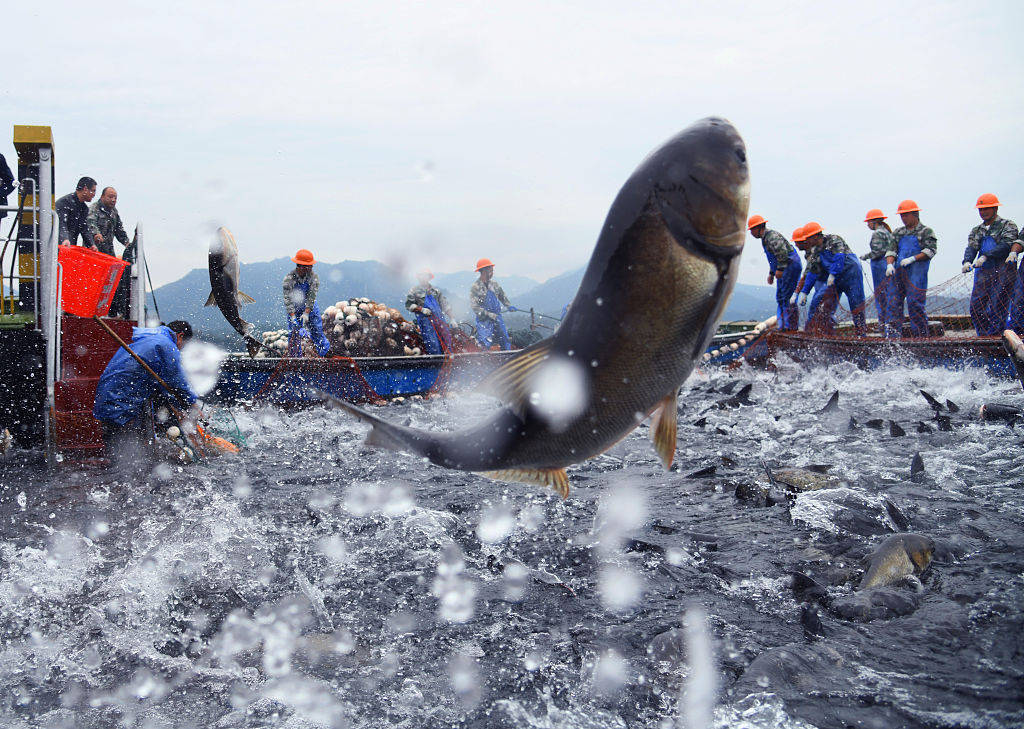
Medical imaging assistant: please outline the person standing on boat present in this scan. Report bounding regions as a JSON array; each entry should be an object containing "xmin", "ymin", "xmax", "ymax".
[
  {"xmin": 57, "ymin": 177, "xmax": 98, "ymax": 247},
  {"xmin": 470, "ymin": 258, "xmax": 514, "ymax": 350},
  {"xmin": 406, "ymin": 269, "xmax": 453, "ymax": 354},
  {"xmin": 885, "ymin": 200, "xmax": 937, "ymax": 338},
  {"xmin": 283, "ymin": 249, "xmax": 331, "ymax": 356},
  {"xmin": 802, "ymin": 222, "xmax": 867, "ymax": 335},
  {"xmin": 794, "ymin": 227, "xmax": 833, "ymax": 332},
  {"xmin": 860, "ymin": 209, "xmax": 895, "ymax": 328},
  {"xmin": 86, "ymin": 186, "xmax": 130, "ymax": 257},
  {"xmin": 748, "ymin": 215, "xmax": 801, "ymax": 331},
  {"xmin": 93, "ymin": 321, "xmax": 200, "ymax": 468},
  {"xmin": 962, "ymin": 194, "xmax": 1020, "ymax": 336}
]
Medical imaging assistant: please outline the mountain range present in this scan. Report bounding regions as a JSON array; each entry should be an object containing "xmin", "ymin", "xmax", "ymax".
[{"xmin": 152, "ymin": 258, "xmax": 778, "ymax": 346}]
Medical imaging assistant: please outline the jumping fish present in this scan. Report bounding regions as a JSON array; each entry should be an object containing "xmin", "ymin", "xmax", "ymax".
[
  {"xmin": 206, "ymin": 227, "xmax": 260, "ymax": 357},
  {"xmin": 326, "ymin": 117, "xmax": 750, "ymax": 496},
  {"xmin": 859, "ymin": 533, "xmax": 934, "ymax": 590}
]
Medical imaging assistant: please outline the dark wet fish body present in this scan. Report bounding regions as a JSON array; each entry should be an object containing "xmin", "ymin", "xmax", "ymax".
[
  {"xmin": 859, "ymin": 533, "xmax": 934, "ymax": 590},
  {"xmin": 333, "ymin": 118, "xmax": 750, "ymax": 495},
  {"xmin": 979, "ymin": 403, "xmax": 1022, "ymax": 423},
  {"xmin": 207, "ymin": 227, "xmax": 260, "ymax": 357}
]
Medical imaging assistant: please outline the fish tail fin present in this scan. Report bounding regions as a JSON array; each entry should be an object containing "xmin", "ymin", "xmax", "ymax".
[
  {"xmin": 237, "ymin": 291, "xmax": 256, "ymax": 305},
  {"xmin": 244, "ymin": 335, "xmax": 262, "ymax": 358},
  {"xmin": 316, "ymin": 389, "xmax": 430, "ymax": 456},
  {"xmin": 204, "ymin": 291, "xmax": 217, "ymax": 307}
]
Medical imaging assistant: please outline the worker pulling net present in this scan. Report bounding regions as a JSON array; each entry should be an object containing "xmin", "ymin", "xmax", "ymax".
[{"xmin": 807, "ymin": 268, "xmax": 1018, "ymax": 340}]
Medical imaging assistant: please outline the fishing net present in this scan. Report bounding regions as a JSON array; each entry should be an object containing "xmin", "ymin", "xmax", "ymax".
[
  {"xmin": 802, "ymin": 268, "xmax": 1019, "ymax": 340},
  {"xmin": 204, "ymin": 406, "xmax": 246, "ymax": 448}
]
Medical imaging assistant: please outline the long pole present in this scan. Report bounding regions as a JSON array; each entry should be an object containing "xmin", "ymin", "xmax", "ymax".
[{"xmin": 92, "ymin": 315, "xmax": 206, "ymax": 457}]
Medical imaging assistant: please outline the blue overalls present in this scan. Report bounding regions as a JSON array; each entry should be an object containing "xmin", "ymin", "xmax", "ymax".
[
  {"xmin": 416, "ymin": 292, "xmax": 453, "ymax": 355},
  {"xmin": 1007, "ymin": 260, "xmax": 1024, "ymax": 335},
  {"xmin": 868, "ymin": 257, "xmax": 892, "ymax": 327},
  {"xmin": 287, "ymin": 278, "xmax": 331, "ymax": 356},
  {"xmin": 886, "ymin": 235, "xmax": 929, "ymax": 338},
  {"xmin": 818, "ymin": 248, "xmax": 867, "ymax": 335},
  {"xmin": 766, "ymin": 247, "xmax": 802, "ymax": 331},
  {"xmin": 800, "ymin": 273, "xmax": 829, "ymax": 332},
  {"xmin": 966, "ymin": 233, "xmax": 1013, "ymax": 336},
  {"xmin": 475, "ymin": 288, "xmax": 511, "ymax": 350}
]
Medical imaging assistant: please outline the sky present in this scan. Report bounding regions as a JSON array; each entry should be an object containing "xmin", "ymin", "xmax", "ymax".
[{"xmin": 5, "ymin": 0, "xmax": 1023, "ymax": 290}]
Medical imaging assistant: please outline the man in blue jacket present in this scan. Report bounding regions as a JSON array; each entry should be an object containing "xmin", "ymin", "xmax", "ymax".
[{"xmin": 94, "ymin": 320, "xmax": 199, "ymax": 464}]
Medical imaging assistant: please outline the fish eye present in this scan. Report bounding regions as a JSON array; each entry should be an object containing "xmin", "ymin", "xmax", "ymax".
[{"xmin": 734, "ymin": 147, "xmax": 747, "ymax": 164}]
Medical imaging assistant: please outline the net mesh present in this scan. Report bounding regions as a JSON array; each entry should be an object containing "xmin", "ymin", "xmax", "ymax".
[{"xmin": 794, "ymin": 268, "xmax": 1019, "ymax": 340}]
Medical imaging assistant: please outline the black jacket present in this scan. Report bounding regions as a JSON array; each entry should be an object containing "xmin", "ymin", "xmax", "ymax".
[{"xmin": 56, "ymin": 192, "xmax": 90, "ymax": 245}]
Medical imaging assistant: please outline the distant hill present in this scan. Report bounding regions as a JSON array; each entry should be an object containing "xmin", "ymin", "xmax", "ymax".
[{"xmin": 153, "ymin": 258, "xmax": 777, "ymax": 347}]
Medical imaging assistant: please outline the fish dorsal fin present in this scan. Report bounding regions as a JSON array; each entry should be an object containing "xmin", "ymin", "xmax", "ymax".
[
  {"xmin": 482, "ymin": 467, "xmax": 569, "ymax": 499},
  {"xmin": 476, "ymin": 339, "xmax": 553, "ymax": 411},
  {"xmin": 204, "ymin": 291, "xmax": 217, "ymax": 307},
  {"xmin": 649, "ymin": 389, "xmax": 678, "ymax": 469},
  {"xmin": 236, "ymin": 291, "xmax": 256, "ymax": 305}
]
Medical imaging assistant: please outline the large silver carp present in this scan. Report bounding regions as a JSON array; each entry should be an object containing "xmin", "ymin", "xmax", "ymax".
[{"xmin": 328, "ymin": 117, "xmax": 750, "ymax": 496}]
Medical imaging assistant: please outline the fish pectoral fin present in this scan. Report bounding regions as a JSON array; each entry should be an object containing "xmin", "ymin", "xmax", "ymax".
[
  {"xmin": 482, "ymin": 467, "xmax": 569, "ymax": 499},
  {"xmin": 204, "ymin": 291, "xmax": 217, "ymax": 307},
  {"xmin": 236, "ymin": 291, "xmax": 256, "ymax": 305},
  {"xmin": 475, "ymin": 339, "xmax": 552, "ymax": 410},
  {"xmin": 649, "ymin": 389, "xmax": 678, "ymax": 469}
]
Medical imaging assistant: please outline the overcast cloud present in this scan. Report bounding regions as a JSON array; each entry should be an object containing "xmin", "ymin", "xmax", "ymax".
[{"xmin": 5, "ymin": 0, "xmax": 1023, "ymax": 291}]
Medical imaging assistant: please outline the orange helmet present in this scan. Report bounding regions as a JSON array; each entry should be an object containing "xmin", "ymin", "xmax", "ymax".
[
  {"xmin": 864, "ymin": 208, "xmax": 886, "ymax": 222},
  {"xmin": 747, "ymin": 214, "xmax": 766, "ymax": 230},
  {"xmin": 792, "ymin": 226, "xmax": 807, "ymax": 243},
  {"xmin": 976, "ymin": 193, "xmax": 1000, "ymax": 209},
  {"xmin": 292, "ymin": 249, "xmax": 316, "ymax": 265},
  {"xmin": 803, "ymin": 221, "xmax": 823, "ymax": 238},
  {"xmin": 475, "ymin": 258, "xmax": 494, "ymax": 272},
  {"xmin": 896, "ymin": 199, "xmax": 920, "ymax": 215}
]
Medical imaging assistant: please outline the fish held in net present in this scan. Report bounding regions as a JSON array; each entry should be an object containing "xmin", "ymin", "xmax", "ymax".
[
  {"xmin": 325, "ymin": 117, "xmax": 750, "ymax": 497},
  {"xmin": 206, "ymin": 226, "xmax": 260, "ymax": 357}
]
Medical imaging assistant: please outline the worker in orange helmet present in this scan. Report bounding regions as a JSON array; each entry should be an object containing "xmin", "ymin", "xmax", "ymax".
[
  {"xmin": 792, "ymin": 223, "xmax": 835, "ymax": 333},
  {"xmin": 748, "ymin": 215, "xmax": 801, "ymax": 331},
  {"xmin": 885, "ymin": 200, "xmax": 937, "ymax": 338},
  {"xmin": 861, "ymin": 210, "xmax": 895, "ymax": 327},
  {"xmin": 283, "ymin": 249, "xmax": 330, "ymax": 356},
  {"xmin": 963, "ymin": 193, "xmax": 1023, "ymax": 335},
  {"xmin": 470, "ymin": 258, "xmax": 514, "ymax": 350}
]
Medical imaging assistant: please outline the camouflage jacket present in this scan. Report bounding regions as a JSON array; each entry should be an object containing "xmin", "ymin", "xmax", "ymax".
[
  {"xmin": 804, "ymin": 245, "xmax": 826, "ymax": 278},
  {"xmin": 891, "ymin": 223, "xmax": 938, "ymax": 258},
  {"xmin": 963, "ymin": 216, "xmax": 1020, "ymax": 263},
  {"xmin": 866, "ymin": 228, "xmax": 895, "ymax": 260},
  {"xmin": 282, "ymin": 269, "xmax": 319, "ymax": 317},
  {"xmin": 761, "ymin": 229, "xmax": 795, "ymax": 271},
  {"xmin": 469, "ymin": 278, "xmax": 511, "ymax": 320},
  {"xmin": 819, "ymin": 234, "xmax": 855, "ymax": 276},
  {"xmin": 86, "ymin": 201, "xmax": 129, "ymax": 256},
  {"xmin": 405, "ymin": 284, "xmax": 451, "ymax": 317}
]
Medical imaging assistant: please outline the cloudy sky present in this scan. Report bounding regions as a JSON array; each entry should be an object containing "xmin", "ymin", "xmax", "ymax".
[{"xmin": 6, "ymin": 0, "xmax": 1023, "ymax": 291}]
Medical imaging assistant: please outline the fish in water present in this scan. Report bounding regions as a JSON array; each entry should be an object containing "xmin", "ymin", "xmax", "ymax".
[
  {"xmin": 819, "ymin": 390, "xmax": 839, "ymax": 413},
  {"xmin": 920, "ymin": 389, "xmax": 944, "ymax": 411},
  {"xmin": 326, "ymin": 118, "xmax": 750, "ymax": 496},
  {"xmin": 0, "ymin": 428, "xmax": 12, "ymax": 455},
  {"xmin": 715, "ymin": 383, "xmax": 754, "ymax": 409},
  {"xmin": 910, "ymin": 452, "xmax": 925, "ymax": 482},
  {"xmin": 859, "ymin": 533, "xmax": 934, "ymax": 590},
  {"xmin": 207, "ymin": 227, "xmax": 260, "ymax": 357},
  {"xmin": 889, "ymin": 420, "xmax": 906, "ymax": 437},
  {"xmin": 979, "ymin": 403, "xmax": 1023, "ymax": 423}
]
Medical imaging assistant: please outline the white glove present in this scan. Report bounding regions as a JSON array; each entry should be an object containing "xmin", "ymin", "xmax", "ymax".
[
  {"xmin": 301, "ymin": 312, "xmax": 309, "ymax": 326},
  {"xmin": 885, "ymin": 263, "xmax": 895, "ymax": 277},
  {"xmin": 826, "ymin": 274, "xmax": 835, "ymax": 286},
  {"xmin": 900, "ymin": 256, "xmax": 916, "ymax": 267},
  {"xmin": 974, "ymin": 255, "xmax": 987, "ymax": 268},
  {"xmin": 961, "ymin": 262, "xmax": 972, "ymax": 274},
  {"xmin": 1007, "ymin": 250, "xmax": 1020, "ymax": 264},
  {"xmin": 798, "ymin": 292, "xmax": 808, "ymax": 306},
  {"xmin": 421, "ymin": 307, "xmax": 432, "ymax": 316}
]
